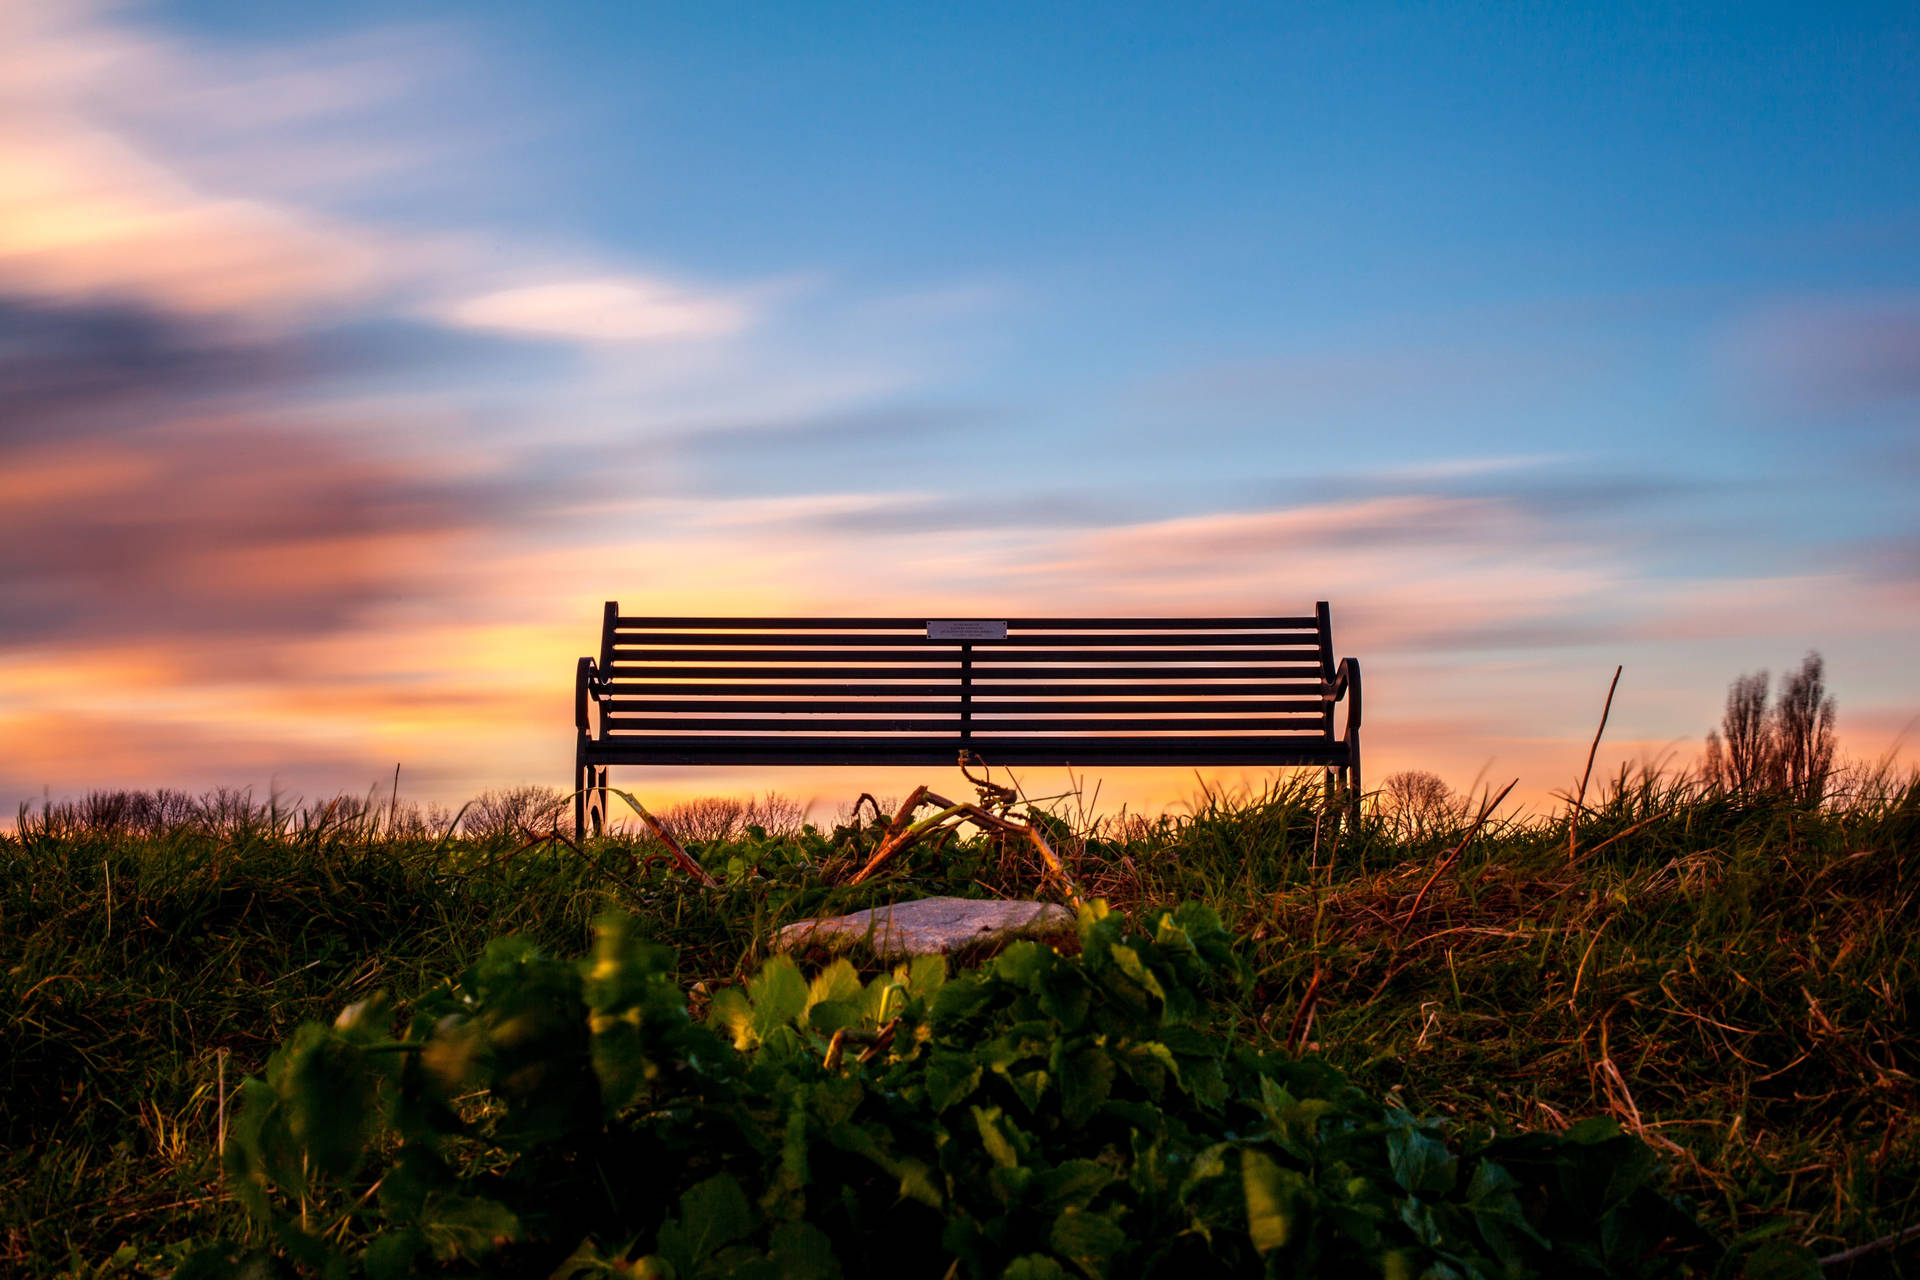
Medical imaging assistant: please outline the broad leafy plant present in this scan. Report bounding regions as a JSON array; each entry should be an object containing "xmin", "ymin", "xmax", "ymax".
[{"xmin": 186, "ymin": 904, "xmax": 1713, "ymax": 1278}]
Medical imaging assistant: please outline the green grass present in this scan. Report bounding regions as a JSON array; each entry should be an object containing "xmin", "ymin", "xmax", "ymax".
[{"xmin": 2, "ymin": 767, "xmax": 1916, "ymax": 1276}]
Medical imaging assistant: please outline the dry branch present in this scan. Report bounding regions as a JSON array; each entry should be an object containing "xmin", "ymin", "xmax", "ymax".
[{"xmin": 609, "ymin": 788, "xmax": 718, "ymax": 887}]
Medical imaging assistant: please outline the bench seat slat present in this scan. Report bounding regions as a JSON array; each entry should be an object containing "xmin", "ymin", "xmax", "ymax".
[
  {"xmin": 604, "ymin": 715, "xmax": 1328, "ymax": 733},
  {"xmin": 606, "ymin": 646, "xmax": 1319, "ymax": 664},
  {"xmin": 603, "ymin": 663, "xmax": 1326, "ymax": 680},
  {"xmin": 585, "ymin": 737, "xmax": 1352, "ymax": 767},
  {"xmin": 602, "ymin": 680, "xmax": 1328, "ymax": 698},
  {"xmin": 605, "ymin": 697, "xmax": 1327, "ymax": 714},
  {"xmin": 608, "ymin": 632, "xmax": 1319, "ymax": 648},
  {"xmin": 614, "ymin": 616, "xmax": 1321, "ymax": 631}
]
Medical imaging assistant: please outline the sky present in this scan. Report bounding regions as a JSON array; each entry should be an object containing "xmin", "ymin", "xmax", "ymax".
[{"xmin": 3, "ymin": 0, "xmax": 1916, "ymax": 822}]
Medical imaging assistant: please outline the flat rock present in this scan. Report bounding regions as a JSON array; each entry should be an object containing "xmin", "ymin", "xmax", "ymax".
[{"xmin": 774, "ymin": 896, "xmax": 1075, "ymax": 959}]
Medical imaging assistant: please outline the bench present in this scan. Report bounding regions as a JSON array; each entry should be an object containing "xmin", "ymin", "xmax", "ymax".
[{"xmin": 573, "ymin": 603, "xmax": 1361, "ymax": 842}]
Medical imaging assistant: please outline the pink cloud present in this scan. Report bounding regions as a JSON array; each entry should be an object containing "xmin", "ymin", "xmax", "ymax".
[{"xmin": 437, "ymin": 276, "xmax": 755, "ymax": 344}]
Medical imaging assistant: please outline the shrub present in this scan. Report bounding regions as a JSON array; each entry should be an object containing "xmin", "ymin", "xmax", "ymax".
[
  {"xmin": 189, "ymin": 906, "xmax": 1715, "ymax": 1278},
  {"xmin": 1703, "ymin": 652, "xmax": 1837, "ymax": 804},
  {"xmin": 461, "ymin": 785, "xmax": 568, "ymax": 841}
]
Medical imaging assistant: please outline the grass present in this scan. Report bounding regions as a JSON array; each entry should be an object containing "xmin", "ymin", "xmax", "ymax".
[{"xmin": 2, "ymin": 765, "xmax": 1916, "ymax": 1276}]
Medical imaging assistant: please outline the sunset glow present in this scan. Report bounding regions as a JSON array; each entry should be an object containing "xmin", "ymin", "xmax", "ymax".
[{"xmin": 4, "ymin": 2, "xmax": 1915, "ymax": 822}]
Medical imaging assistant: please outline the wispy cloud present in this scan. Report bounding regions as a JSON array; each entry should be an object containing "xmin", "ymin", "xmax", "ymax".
[
  {"xmin": 1717, "ymin": 294, "xmax": 1920, "ymax": 412},
  {"xmin": 436, "ymin": 275, "xmax": 754, "ymax": 344}
]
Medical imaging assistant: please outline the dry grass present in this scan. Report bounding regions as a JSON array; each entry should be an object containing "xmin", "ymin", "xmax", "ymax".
[{"xmin": 2, "ymin": 764, "xmax": 1916, "ymax": 1274}]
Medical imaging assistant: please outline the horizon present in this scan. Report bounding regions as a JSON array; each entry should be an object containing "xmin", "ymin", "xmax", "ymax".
[{"xmin": 4, "ymin": 2, "xmax": 1916, "ymax": 819}]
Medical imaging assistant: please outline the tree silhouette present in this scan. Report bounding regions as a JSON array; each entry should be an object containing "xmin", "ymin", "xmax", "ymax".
[
  {"xmin": 1703, "ymin": 652, "xmax": 1835, "ymax": 803},
  {"xmin": 1381, "ymin": 769, "xmax": 1456, "ymax": 840},
  {"xmin": 1774, "ymin": 652, "xmax": 1836, "ymax": 804}
]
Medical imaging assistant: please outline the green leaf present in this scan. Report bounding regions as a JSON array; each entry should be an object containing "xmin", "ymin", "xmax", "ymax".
[
  {"xmin": 748, "ymin": 957, "xmax": 810, "ymax": 1041},
  {"xmin": 904, "ymin": 953, "xmax": 948, "ymax": 997},
  {"xmin": 1463, "ymin": 1159, "xmax": 1548, "ymax": 1267},
  {"xmin": 1055, "ymin": 1046, "xmax": 1114, "ymax": 1129},
  {"xmin": 807, "ymin": 959, "xmax": 863, "ymax": 1013},
  {"xmin": 1033, "ymin": 1160, "xmax": 1114, "ymax": 1214},
  {"xmin": 931, "ymin": 975, "xmax": 996, "ymax": 1028},
  {"xmin": 415, "ymin": 1192, "xmax": 520, "ymax": 1262},
  {"xmin": 926, "ymin": 1050, "xmax": 983, "ymax": 1112},
  {"xmin": 1105, "ymin": 945, "xmax": 1167, "ymax": 1006},
  {"xmin": 894, "ymin": 1158, "xmax": 945, "ymax": 1209},
  {"xmin": 1387, "ymin": 1120, "xmax": 1457, "ymax": 1198},
  {"xmin": 1048, "ymin": 1209, "xmax": 1127, "ymax": 1275},
  {"xmin": 805, "ymin": 999, "xmax": 863, "ymax": 1035},
  {"xmin": 1240, "ymin": 1147, "xmax": 1302, "ymax": 1255},
  {"xmin": 1003, "ymin": 1256, "xmax": 1070, "ymax": 1280},
  {"xmin": 1114, "ymin": 1041, "xmax": 1179, "ymax": 1099},
  {"xmin": 998, "ymin": 1066, "xmax": 1050, "ymax": 1114},
  {"xmin": 656, "ymin": 1174, "xmax": 756, "ymax": 1274},
  {"xmin": 973, "ymin": 1105, "xmax": 1021, "ymax": 1169},
  {"xmin": 708, "ymin": 987, "xmax": 754, "ymax": 1049},
  {"xmin": 1036, "ymin": 968, "xmax": 1092, "ymax": 1032},
  {"xmin": 361, "ymin": 1229, "xmax": 424, "ymax": 1280},
  {"xmin": 995, "ymin": 941, "xmax": 1052, "ymax": 989}
]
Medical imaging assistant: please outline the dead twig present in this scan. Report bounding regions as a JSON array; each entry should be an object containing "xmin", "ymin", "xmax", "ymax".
[
  {"xmin": 848, "ymin": 796, "xmax": 968, "ymax": 885},
  {"xmin": 1285, "ymin": 962, "xmax": 1325, "ymax": 1055},
  {"xmin": 822, "ymin": 1029, "xmax": 849, "ymax": 1072},
  {"xmin": 856, "ymin": 1017, "xmax": 902, "ymax": 1064},
  {"xmin": 1819, "ymin": 1222, "xmax": 1920, "ymax": 1269},
  {"xmin": 1020, "ymin": 821, "xmax": 1084, "ymax": 909},
  {"xmin": 1569, "ymin": 665, "xmax": 1622, "ymax": 861},
  {"xmin": 609, "ymin": 788, "xmax": 718, "ymax": 887},
  {"xmin": 961, "ymin": 751, "xmax": 1018, "ymax": 810},
  {"xmin": 843, "ymin": 782, "xmax": 1087, "ymax": 906}
]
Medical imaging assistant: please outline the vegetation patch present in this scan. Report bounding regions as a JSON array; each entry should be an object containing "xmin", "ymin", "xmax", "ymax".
[
  {"xmin": 193, "ymin": 905, "xmax": 1709, "ymax": 1278},
  {"xmin": 2, "ymin": 759, "xmax": 1915, "ymax": 1276}
]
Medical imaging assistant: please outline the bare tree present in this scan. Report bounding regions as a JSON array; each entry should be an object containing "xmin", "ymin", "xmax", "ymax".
[
  {"xmin": 1381, "ymin": 770, "xmax": 1456, "ymax": 841},
  {"xmin": 657, "ymin": 796, "xmax": 747, "ymax": 843},
  {"xmin": 1718, "ymin": 670, "xmax": 1776, "ymax": 796},
  {"xmin": 658, "ymin": 792, "xmax": 809, "ymax": 842},
  {"xmin": 1773, "ymin": 651, "xmax": 1836, "ymax": 804},
  {"xmin": 462, "ymin": 785, "xmax": 567, "ymax": 840},
  {"xmin": 741, "ymin": 791, "xmax": 808, "ymax": 837},
  {"xmin": 1702, "ymin": 730, "xmax": 1727, "ymax": 793}
]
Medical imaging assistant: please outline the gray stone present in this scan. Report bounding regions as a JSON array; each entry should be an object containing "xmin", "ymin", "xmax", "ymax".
[{"xmin": 774, "ymin": 896, "xmax": 1076, "ymax": 959}]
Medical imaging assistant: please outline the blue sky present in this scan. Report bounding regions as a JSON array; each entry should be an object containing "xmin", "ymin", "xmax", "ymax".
[{"xmin": 2, "ymin": 1, "xmax": 1914, "ymax": 814}]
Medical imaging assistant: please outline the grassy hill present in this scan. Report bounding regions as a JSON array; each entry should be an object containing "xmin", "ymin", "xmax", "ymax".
[{"xmin": 2, "ymin": 768, "xmax": 1914, "ymax": 1275}]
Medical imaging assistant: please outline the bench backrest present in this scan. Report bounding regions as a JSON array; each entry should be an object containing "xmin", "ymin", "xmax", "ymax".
[{"xmin": 589, "ymin": 604, "xmax": 1341, "ymax": 766}]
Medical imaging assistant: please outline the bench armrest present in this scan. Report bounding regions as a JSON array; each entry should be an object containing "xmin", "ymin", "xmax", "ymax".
[
  {"xmin": 1328, "ymin": 657, "xmax": 1362, "ymax": 740},
  {"xmin": 575, "ymin": 656, "xmax": 608, "ymax": 737}
]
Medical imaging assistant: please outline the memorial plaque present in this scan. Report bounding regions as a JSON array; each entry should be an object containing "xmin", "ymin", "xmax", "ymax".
[{"xmin": 927, "ymin": 620, "xmax": 1008, "ymax": 641}]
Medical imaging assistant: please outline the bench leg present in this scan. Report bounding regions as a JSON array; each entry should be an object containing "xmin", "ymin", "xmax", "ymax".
[
  {"xmin": 593, "ymin": 767, "xmax": 608, "ymax": 838},
  {"xmin": 574, "ymin": 743, "xmax": 589, "ymax": 846},
  {"xmin": 1346, "ymin": 736, "xmax": 1362, "ymax": 828}
]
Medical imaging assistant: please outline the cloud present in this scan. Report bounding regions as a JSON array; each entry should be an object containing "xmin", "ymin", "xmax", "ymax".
[
  {"xmin": 0, "ymin": 2, "xmax": 754, "ymax": 347},
  {"xmin": 0, "ymin": 1, "xmax": 417, "ymax": 319},
  {"xmin": 666, "ymin": 402, "xmax": 988, "ymax": 452},
  {"xmin": 435, "ymin": 276, "xmax": 754, "ymax": 344},
  {"xmin": 1263, "ymin": 458, "xmax": 1706, "ymax": 525},
  {"xmin": 1718, "ymin": 295, "xmax": 1920, "ymax": 411},
  {"xmin": 0, "ymin": 296, "xmax": 527, "ymax": 661}
]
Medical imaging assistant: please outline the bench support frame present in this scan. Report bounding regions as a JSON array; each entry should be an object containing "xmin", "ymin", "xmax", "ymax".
[{"xmin": 573, "ymin": 606, "xmax": 1362, "ymax": 843}]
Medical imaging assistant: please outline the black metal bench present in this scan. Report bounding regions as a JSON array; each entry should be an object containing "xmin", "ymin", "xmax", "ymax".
[{"xmin": 573, "ymin": 603, "xmax": 1361, "ymax": 841}]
